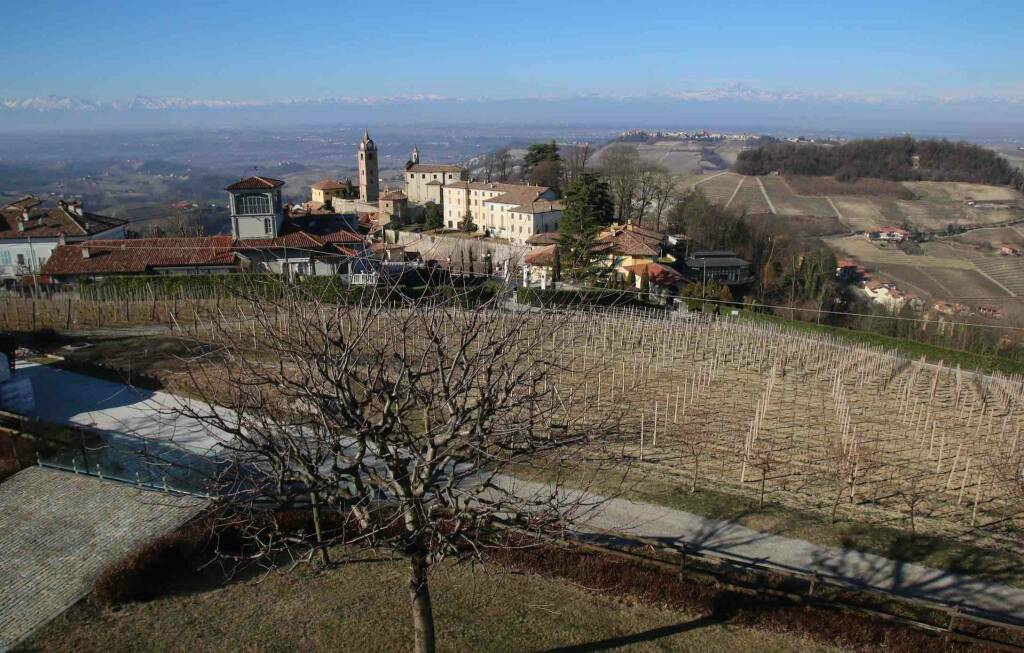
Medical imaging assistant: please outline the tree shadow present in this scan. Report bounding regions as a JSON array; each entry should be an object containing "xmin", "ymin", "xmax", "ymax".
[{"xmin": 535, "ymin": 615, "xmax": 719, "ymax": 653}]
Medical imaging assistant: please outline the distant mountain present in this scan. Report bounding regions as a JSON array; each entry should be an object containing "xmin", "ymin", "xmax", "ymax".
[{"xmin": 3, "ymin": 88, "xmax": 1024, "ymax": 138}]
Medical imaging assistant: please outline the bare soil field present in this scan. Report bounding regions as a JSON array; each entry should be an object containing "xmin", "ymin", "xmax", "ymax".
[
  {"xmin": 825, "ymin": 236, "xmax": 975, "ymax": 270},
  {"xmin": 952, "ymin": 226, "xmax": 1024, "ymax": 248},
  {"xmin": 830, "ymin": 197, "xmax": 889, "ymax": 231},
  {"xmin": 694, "ymin": 172, "xmax": 743, "ymax": 205},
  {"xmin": 727, "ymin": 175, "xmax": 773, "ymax": 214},
  {"xmin": 786, "ymin": 176, "xmax": 917, "ymax": 200},
  {"xmin": 759, "ymin": 176, "xmax": 836, "ymax": 217},
  {"xmin": 905, "ymin": 181, "xmax": 1023, "ymax": 204}
]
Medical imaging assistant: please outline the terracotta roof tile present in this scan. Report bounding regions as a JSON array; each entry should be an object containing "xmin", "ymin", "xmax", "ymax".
[
  {"xmin": 225, "ymin": 176, "xmax": 285, "ymax": 191},
  {"xmin": 43, "ymin": 236, "xmax": 236, "ymax": 276},
  {"xmin": 406, "ymin": 163, "xmax": 464, "ymax": 174},
  {"xmin": 0, "ymin": 200, "xmax": 126, "ymax": 240}
]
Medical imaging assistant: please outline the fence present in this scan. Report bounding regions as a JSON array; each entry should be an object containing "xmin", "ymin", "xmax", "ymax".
[{"xmin": 0, "ymin": 411, "xmax": 229, "ymax": 496}]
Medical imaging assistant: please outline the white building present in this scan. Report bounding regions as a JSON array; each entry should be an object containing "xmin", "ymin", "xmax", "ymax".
[
  {"xmin": 0, "ymin": 197, "xmax": 127, "ymax": 284},
  {"xmin": 442, "ymin": 181, "xmax": 562, "ymax": 245}
]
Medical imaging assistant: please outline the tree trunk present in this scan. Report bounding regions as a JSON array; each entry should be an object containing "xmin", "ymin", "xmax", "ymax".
[
  {"xmin": 690, "ymin": 457, "xmax": 699, "ymax": 494},
  {"xmin": 408, "ymin": 550, "xmax": 436, "ymax": 653}
]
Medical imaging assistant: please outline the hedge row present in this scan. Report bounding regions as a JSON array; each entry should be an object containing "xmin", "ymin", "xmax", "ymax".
[
  {"xmin": 515, "ymin": 286, "xmax": 657, "ymax": 309},
  {"xmin": 77, "ymin": 274, "xmax": 504, "ymax": 307}
]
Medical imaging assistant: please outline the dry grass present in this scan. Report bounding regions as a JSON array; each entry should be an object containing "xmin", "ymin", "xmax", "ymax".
[{"xmin": 22, "ymin": 545, "xmax": 842, "ymax": 653}]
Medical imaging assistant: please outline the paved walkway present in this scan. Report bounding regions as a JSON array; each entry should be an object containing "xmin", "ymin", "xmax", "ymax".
[
  {"xmin": 500, "ymin": 477, "xmax": 1024, "ymax": 624},
  {"xmin": 11, "ymin": 363, "xmax": 1024, "ymax": 628},
  {"xmin": 0, "ymin": 467, "xmax": 206, "ymax": 651}
]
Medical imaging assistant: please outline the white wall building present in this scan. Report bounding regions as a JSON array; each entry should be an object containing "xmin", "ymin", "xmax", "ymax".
[
  {"xmin": 403, "ymin": 147, "xmax": 466, "ymax": 205},
  {"xmin": 442, "ymin": 181, "xmax": 562, "ymax": 245}
]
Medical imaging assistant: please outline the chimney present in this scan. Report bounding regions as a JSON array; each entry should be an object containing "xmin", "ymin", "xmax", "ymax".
[
  {"xmin": 58, "ymin": 233, "xmax": 66, "ymax": 246},
  {"xmin": 81, "ymin": 247, "xmax": 90, "ymax": 259},
  {"xmin": 17, "ymin": 222, "xmax": 25, "ymax": 232},
  {"xmin": 20, "ymin": 209, "xmax": 28, "ymax": 221}
]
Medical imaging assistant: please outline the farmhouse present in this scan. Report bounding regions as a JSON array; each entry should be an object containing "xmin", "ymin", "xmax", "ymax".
[
  {"xmin": 998, "ymin": 244, "xmax": 1022, "ymax": 256},
  {"xmin": 0, "ymin": 197, "xmax": 127, "ymax": 286},
  {"xmin": 861, "ymin": 279, "xmax": 919, "ymax": 310},
  {"xmin": 866, "ymin": 227, "xmax": 911, "ymax": 243}
]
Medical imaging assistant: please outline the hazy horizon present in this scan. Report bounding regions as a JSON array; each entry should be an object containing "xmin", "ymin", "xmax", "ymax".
[{"xmin": 2, "ymin": 1, "xmax": 1023, "ymax": 138}]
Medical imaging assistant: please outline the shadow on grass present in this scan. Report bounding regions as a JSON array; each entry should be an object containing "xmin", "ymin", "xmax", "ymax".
[{"xmin": 535, "ymin": 615, "xmax": 719, "ymax": 652}]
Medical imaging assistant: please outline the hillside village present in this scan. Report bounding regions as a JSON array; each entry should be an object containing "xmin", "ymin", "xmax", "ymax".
[{"xmin": 0, "ymin": 131, "xmax": 1022, "ymax": 362}]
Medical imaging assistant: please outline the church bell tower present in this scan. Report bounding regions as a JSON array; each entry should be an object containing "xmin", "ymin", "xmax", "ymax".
[{"xmin": 358, "ymin": 130, "xmax": 379, "ymax": 203}]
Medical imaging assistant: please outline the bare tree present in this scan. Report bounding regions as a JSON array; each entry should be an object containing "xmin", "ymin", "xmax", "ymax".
[
  {"xmin": 562, "ymin": 143, "xmax": 592, "ymax": 187},
  {"xmin": 599, "ymin": 144, "xmax": 642, "ymax": 222},
  {"xmin": 634, "ymin": 162, "xmax": 670, "ymax": 226},
  {"xmin": 649, "ymin": 171, "xmax": 677, "ymax": 231},
  {"xmin": 169, "ymin": 280, "xmax": 624, "ymax": 653},
  {"xmin": 494, "ymin": 148, "xmax": 514, "ymax": 182}
]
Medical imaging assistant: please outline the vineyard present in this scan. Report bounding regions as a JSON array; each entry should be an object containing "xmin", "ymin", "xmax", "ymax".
[{"xmin": 3, "ymin": 295, "xmax": 1024, "ymax": 555}]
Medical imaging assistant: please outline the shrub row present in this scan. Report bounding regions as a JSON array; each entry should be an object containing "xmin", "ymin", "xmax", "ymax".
[{"xmin": 515, "ymin": 286, "xmax": 657, "ymax": 309}]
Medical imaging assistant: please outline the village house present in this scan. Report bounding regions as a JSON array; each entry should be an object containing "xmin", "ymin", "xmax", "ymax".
[
  {"xmin": 682, "ymin": 251, "xmax": 753, "ymax": 286},
  {"xmin": 861, "ymin": 279, "xmax": 920, "ymax": 311},
  {"xmin": 404, "ymin": 147, "xmax": 467, "ymax": 205},
  {"xmin": 0, "ymin": 197, "xmax": 127, "ymax": 287},
  {"xmin": 43, "ymin": 176, "xmax": 370, "ymax": 281},
  {"xmin": 998, "ymin": 244, "xmax": 1022, "ymax": 256},
  {"xmin": 866, "ymin": 227, "xmax": 911, "ymax": 243},
  {"xmin": 442, "ymin": 181, "xmax": 562, "ymax": 245}
]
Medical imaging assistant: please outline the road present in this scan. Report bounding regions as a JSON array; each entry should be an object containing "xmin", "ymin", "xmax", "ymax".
[{"xmin": 15, "ymin": 361, "xmax": 1024, "ymax": 626}]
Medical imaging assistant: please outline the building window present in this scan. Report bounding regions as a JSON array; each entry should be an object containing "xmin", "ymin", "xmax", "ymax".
[
  {"xmin": 16, "ymin": 254, "xmax": 25, "ymax": 265},
  {"xmin": 264, "ymin": 217, "xmax": 273, "ymax": 234},
  {"xmin": 0, "ymin": 251, "xmax": 9, "ymax": 266},
  {"xmin": 236, "ymin": 194, "xmax": 272, "ymax": 215}
]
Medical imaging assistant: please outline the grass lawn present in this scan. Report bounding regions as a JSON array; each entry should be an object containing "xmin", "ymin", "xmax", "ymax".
[{"xmin": 20, "ymin": 548, "xmax": 839, "ymax": 653}]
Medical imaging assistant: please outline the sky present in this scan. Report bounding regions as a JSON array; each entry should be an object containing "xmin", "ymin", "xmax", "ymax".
[{"xmin": 2, "ymin": 0, "xmax": 1023, "ymax": 103}]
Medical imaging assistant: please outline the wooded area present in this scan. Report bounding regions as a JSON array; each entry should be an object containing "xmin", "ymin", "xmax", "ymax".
[{"xmin": 734, "ymin": 137, "xmax": 1024, "ymax": 190}]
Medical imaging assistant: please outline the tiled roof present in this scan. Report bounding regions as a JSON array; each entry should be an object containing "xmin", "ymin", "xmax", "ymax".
[
  {"xmin": 524, "ymin": 244, "xmax": 557, "ymax": 267},
  {"xmin": 624, "ymin": 262, "xmax": 684, "ymax": 286},
  {"xmin": 43, "ymin": 237, "xmax": 237, "ymax": 275},
  {"xmin": 311, "ymin": 179, "xmax": 348, "ymax": 191},
  {"xmin": 600, "ymin": 229, "xmax": 661, "ymax": 257},
  {"xmin": 224, "ymin": 176, "xmax": 285, "ymax": 191},
  {"xmin": 407, "ymin": 163, "xmax": 464, "ymax": 174},
  {"xmin": 512, "ymin": 200, "xmax": 564, "ymax": 214},
  {"xmin": 483, "ymin": 186, "xmax": 551, "ymax": 208},
  {"xmin": 0, "ymin": 199, "xmax": 126, "ymax": 240},
  {"xmin": 526, "ymin": 232, "xmax": 561, "ymax": 246},
  {"xmin": 381, "ymin": 190, "xmax": 407, "ymax": 200}
]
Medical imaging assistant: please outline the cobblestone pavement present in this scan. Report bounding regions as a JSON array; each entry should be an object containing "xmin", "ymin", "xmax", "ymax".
[{"xmin": 0, "ymin": 467, "xmax": 207, "ymax": 651}]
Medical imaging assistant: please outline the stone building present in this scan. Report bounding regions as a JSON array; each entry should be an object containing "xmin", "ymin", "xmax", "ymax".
[
  {"xmin": 403, "ymin": 147, "xmax": 466, "ymax": 205},
  {"xmin": 442, "ymin": 181, "xmax": 562, "ymax": 245}
]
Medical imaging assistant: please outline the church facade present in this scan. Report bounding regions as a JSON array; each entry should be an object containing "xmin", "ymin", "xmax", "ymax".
[{"xmin": 403, "ymin": 147, "xmax": 467, "ymax": 205}]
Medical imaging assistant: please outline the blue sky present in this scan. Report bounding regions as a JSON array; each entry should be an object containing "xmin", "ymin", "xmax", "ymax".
[{"xmin": 2, "ymin": 0, "xmax": 1023, "ymax": 102}]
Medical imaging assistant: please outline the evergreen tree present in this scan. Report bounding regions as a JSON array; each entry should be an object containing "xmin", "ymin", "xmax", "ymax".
[{"xmin": 558, "ymin": 173, "xmax": 614, "ymax": 280}]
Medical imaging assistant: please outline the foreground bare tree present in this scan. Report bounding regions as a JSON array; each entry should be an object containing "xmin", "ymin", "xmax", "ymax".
[{"xmin": 168, "ymin": 278, "xmax": 624, "ymax": 653}]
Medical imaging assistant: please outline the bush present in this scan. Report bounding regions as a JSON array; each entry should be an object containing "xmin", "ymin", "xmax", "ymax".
[
  {"xmin": 92, "ymin": 522, "xmax": 210, "ymax": 605},
  {"xmin": 516, "ymin": 286, "xmax": 656, "ymax": 309}
]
